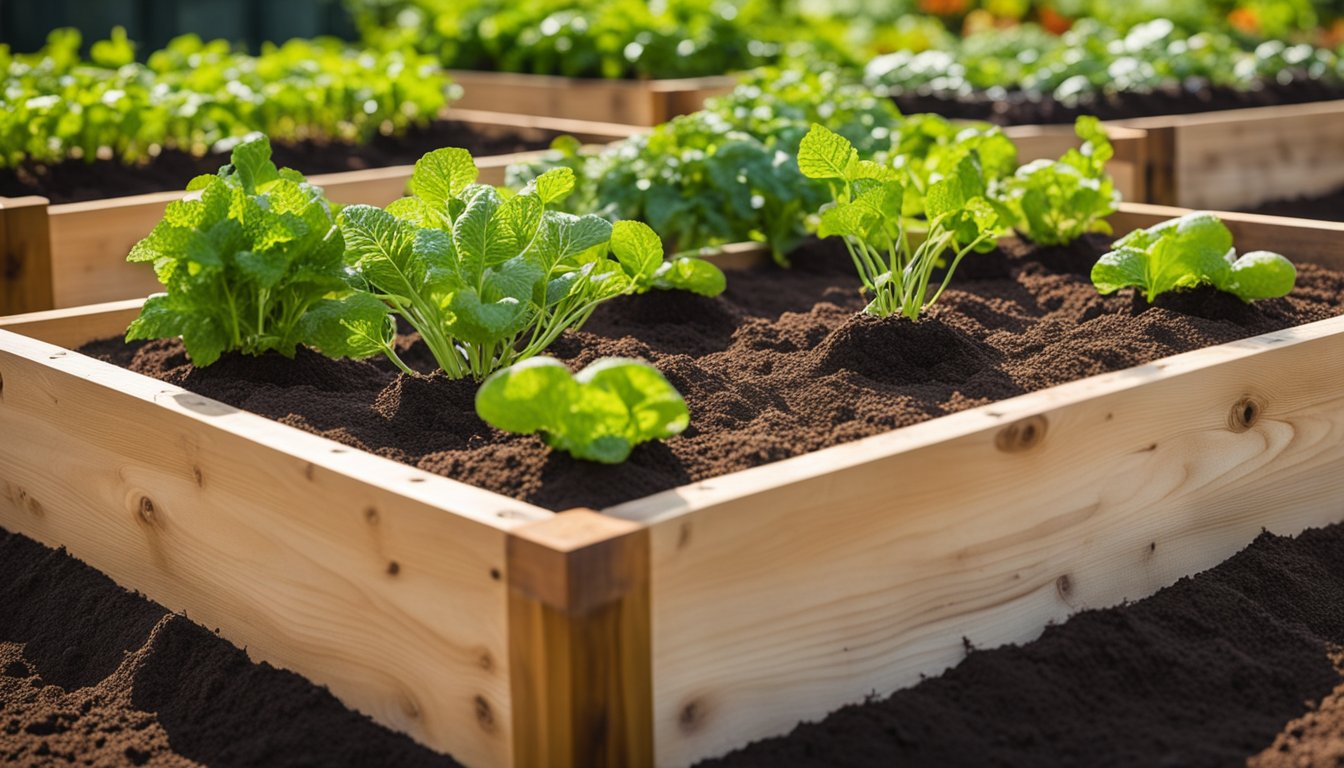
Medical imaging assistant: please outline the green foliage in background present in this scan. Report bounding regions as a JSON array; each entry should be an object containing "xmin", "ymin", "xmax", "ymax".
[{"xmin": 0, "ymin": 28, "xmax": 454, "ymax": 168}]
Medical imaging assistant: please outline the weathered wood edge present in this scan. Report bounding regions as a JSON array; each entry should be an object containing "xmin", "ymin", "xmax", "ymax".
[
  {"xmin": 448, "ymin": 70, "xmax": 736, "ymax": 125},
  {"xmin": 0, "ymin": 196, "xmax": 54, "ymax": 315}
]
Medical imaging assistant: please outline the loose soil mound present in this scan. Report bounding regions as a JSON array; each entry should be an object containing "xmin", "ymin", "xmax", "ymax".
[
  {"xmin": 697, "ymin": 523, "xmax": 1344, "ymax": 768},
  {"xmin": 0, "ymin": 120, "xmax": 555, "ymax": 205},
  {"xmin": 0, "ymin": 528, "xmax": 459, "ymax": 768},
  {"xmin": 81, "ymin": 235, "xmax": 1344, "ymax": 511},
  {"xmin": 891, "ymin": 76, "xmax": 1344, "ymax": 125}
]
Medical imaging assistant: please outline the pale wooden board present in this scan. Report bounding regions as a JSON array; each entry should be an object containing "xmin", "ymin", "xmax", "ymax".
[
  {"xmin": 1118, "ymin": 99, "xmax": 1344, "ymax": 209},
  {"xmin": 0, "ymin": 325, "xmax": 554, "ymax": 768},
  {"xmin": 612, "ymin": 313, "xmax": 1344, "ymax": 766},
  {"xmin": 448, "ymin": 70, "xmax": 734, "ymax": 125}
]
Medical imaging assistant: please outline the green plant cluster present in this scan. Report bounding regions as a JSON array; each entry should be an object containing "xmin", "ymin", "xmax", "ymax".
[
  {"xmin": 798, "ymin": 116, "xmax": 1117, "ymax": 320},
  {"xmin": 1092, "ymin": 212, "xmax": 1297, "ymax": 302},
  {"xmin": 865, "ymin": 18, "xmax": 1344, "ymax": 105},
  {"xmin": 509, "ymin": 68, "xmax": 902, "ymax": 265},
  {"xmin": 347, "ymin": 0, "xmax": 799, "ymax": 80},
  {"xmin": 0, "ymin": 28, "xmax": 454, "ymax": 169}
]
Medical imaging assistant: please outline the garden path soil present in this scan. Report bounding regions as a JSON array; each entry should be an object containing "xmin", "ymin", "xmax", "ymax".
[
  {"xmin": 81, "ymin": 235, "xmax": 1344, "ymax": 512},
  {"xmin": 697, "ymin": 522, "xmax": 1344, "ymax": 768},
  {"xmin": 0, "ymin": 527, "xmax": 459, "ymax": 767},
  {"xmin": 0, "ymin": 120, "xmax": 556, "ymax": 205},
  {"xmin": 891, "ymin": 76, "xmax": 1344, "ymax": 125},
  {"xmin": 5, "ymin": 520, "xmax": 1344, "ymax": 766}
]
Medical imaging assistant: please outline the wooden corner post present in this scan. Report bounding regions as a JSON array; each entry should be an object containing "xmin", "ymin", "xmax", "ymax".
[
  {"xmin": 0, "ymin": 197, "xmax": 54, "ymax": 315},
  {"xmin": 506, "ymin": 509, "xmax": 653, "ymax": 767}
]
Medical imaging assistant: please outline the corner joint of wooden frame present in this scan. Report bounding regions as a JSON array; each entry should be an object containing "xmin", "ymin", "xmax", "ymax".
[{"xmin": 505, "ymin": 508, "xmax": 649, "ymax": 615}]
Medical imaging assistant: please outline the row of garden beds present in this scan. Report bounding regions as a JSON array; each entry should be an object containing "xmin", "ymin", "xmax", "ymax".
[
  {"xmin": 3, "ymin": 200, "xmax": 1344, "ymax": 767},
  {"xmin": 6, "ymin": 98, "xmax": 1343, "ymax": 316}
]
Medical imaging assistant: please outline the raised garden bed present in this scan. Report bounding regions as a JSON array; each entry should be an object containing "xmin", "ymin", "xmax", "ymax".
[
  {"xmin": 1115, "ymin": 99, "xmax": 1344, "ymax": 211},
  {"xmin": 0, "ymin": 111, "xmax": 639, "ymax": 315},
  {"xmin": 3, "ymin": 203, "xmax": 1344, "ymax": 767},
  {"xmin": 447, "ymin": 70, "xmax": 736, "ymax": 126}
]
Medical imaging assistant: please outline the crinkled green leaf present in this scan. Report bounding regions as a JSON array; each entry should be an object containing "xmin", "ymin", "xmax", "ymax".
[
  {"xmin": 410, "ymin": 148, "xmax": 478, "ymax": 208},
  {"xmin": 228, "ymin": 134, "xmax": 280, "ymax": 194},
  {"xmin": 797, "ymin": 123, "xmax": 857, "ymax": 181},
  {"xmin": 475, "ymin": 357, "xmax": 688, "ymax": 464},
  {"xmin": 1224, "ymin": 251, "xmax": 1296, "ymax": 301},
  {"xmin": 609, "ymin": 220, "xmax": 664, "ymax": 283},
  {"xmin": 302, "ymin": 291, "xmax": 394, "ymax": 359},
  {"xmin": 651, "ymin": 257, "xmax": 726, "ymax": 297},
  {"xmin": 533, "ymin": 167, "xmax": 576, "ymax": 205}
]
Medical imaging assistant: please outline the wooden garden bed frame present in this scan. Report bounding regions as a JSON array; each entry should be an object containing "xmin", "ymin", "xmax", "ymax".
[
  {"xmin": 4, "ymin": 204, "xmax": 1344, "ymax": 766},
  {"xmin": 447, "ymin": 70, "xmax": 736, "ymax": 126},
  {"xmin": 1114, "ymin": 98, "xmax": 1344, "ymax": 211},
  {"xmin": 0, "ymin": 109, "xmax": 640, "ymax": 316}
]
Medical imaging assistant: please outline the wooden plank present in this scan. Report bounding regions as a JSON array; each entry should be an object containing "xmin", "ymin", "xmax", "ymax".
[
  {"xmin": 449, "ymin": 70, "xmax": 735, "ymax": 125},
  {"xmin": 0, "ymin": 325, "xmax": 554, "ymax": 768},
  {"xmin": 0, "ymin": 196, "xmax": 55, "ymax": 315},
  {"xmin": 1004, "ymin": 124, "xmax": 1148, "ymax": 202},
  {"xmin": 507, "ymin": 510, "xmax": 653, "ymax": 767},
  {"xmin": 1116, "ymin": 99, "xmax": 1344, "ymax": 210},
  {"xmin": 0, "ymin": 298, "xmax": 144, "ymax": 349},
  {"xmin": 610, "ymin": 308, "xmax": 1344, "ymax": 765}
]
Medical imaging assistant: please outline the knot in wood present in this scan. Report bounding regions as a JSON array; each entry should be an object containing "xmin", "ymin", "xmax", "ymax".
[
  {"xmin": 137, "ymin": 496, "xmax": 157, "ymax": 526},
  {"xmin": 474, "ymin": 695, "xmax": 496, "ymax": 733},
  {"xmin": 678, "ymin": 698, "xmax": 708, "ymax": 735},
  {"xmin": 1228, "ymin": 396, "xmax": 1264, "ymax": 433},
  {"xmin": 0, "ymin": 368, "xmax": 5, "ymax": 395},
  {"xmin": 1055, "ymin": 574, "xmax": 1073, "ymax": 599},
  {"xmin": 996, "ymin": 415, "xmax": 1048, "ymax": 453}
]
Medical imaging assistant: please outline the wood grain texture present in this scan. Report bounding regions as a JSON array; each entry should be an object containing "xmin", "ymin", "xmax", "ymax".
[
  {"xmin": 1116, "ymin": 99, "xmax": 1344, "ymax": 209},
  {"xmin": 507, "ymin": 511, "xmax": 653, "ymax": 768},
  {"xmin": 0, "ymin": 326, "xmax": 553, "ymax": 768},
  {"xmin": 606, "ymin": 209, "xmax": 1344, "ymax": 766},
  {"xmin": 448, "ymin": 70, "xmax": 734, "ymax": 125},
  {"xmin": 0, "ymin": 196, "xmax": 55, "ymax": 315},
  {"xmin": 1004, "ymin": 124, "xmax": 1148, "ymax": 202}
]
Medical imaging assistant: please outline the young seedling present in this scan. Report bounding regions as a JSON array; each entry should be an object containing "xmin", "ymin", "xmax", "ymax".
[
  {"xmin": 997, "ymin": 116, "xmax": 1120, "ymax": 246},
  {"xmin": 1091, "ymin": 212, "xmax": 1296, "ymax": 302},
  {"xmin": 798, "ymin": 123, "xmax": 1002, "ymax": 321},
  {"xmin": 475, "ymin": 357, "xmax": 689, "ymax": 464}
]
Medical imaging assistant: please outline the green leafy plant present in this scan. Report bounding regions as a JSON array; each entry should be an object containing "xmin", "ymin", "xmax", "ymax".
[
  {"xmin": 125, "ymin": 135, "xmax": 348, "ymax": 365},
  {"xmin": 509, "ymin": 68, "xmax": 902, "ymax": 265},
  {"xmin": 307, "ymin": 150, "xmax": 724, "ymax": 380},
  {"xmin": 997, "ymin": 116, "xmax": 1119, "ymax": 245},
  {"xmin": 1091, "ymin": 211, "xmax": 1297, "ymax": 302},
  {"xmin": 475, "ymin": 356, "xmax": 688, "ymax": 463},
  {"xmin": 1, "ymin": 28, "xmax": 454, "ymax": 169},
  {"xmin": 799, "ymin": 123, "xmax": 1003, "ymax": 320}
]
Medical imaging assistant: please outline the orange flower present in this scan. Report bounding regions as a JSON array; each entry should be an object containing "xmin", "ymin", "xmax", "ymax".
[
  {"xmin": 918, "ymin": 0, "xmax": 970, "ymax": 15},
  {"xmin": 1227, "ymin": 7, "xmax": 1260, "ymax": 35},
  {"xmin": 1039, "ymin": 6, "xmax": 1072, "ymax": 35}
]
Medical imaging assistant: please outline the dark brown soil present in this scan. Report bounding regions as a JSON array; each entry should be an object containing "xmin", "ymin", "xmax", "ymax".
[
  {"xmin": 1246, "ymin": 186, "xmax": 1344, "ymax": 223},
  {"xmin": 0, "ymin": 526, "xmax": 459, "ymax": 767},
  {"xmin": 697, "ymin": 522, "xmax": 1344, "ymax": 768},
  {"xmin": 79, "ymin": 235, "xmax": 1344, "ymax": 512},
  {"xmin": 891, "ymin": 76, "xmax": 1344, "ymax": 125},
  {"xmin": 0, "ymin": 120, "xmax": 557, "ymax": 205}
]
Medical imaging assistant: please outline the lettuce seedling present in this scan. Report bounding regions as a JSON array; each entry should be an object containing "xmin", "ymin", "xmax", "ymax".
[
  {"xmin": 798, "ymin": 123, "xmax": 1003, "ymax": 321},
  {"xmin": 125, "ymin": 134, "xmax": 347, "ymax": 366},
  {"xmin": 997, "ymin": 116, "xmax": 1120, "ymax": 246},
  {"xmin": 307, "ymin": 149, "xmax": 724, "ymax": 380},
  {"xmin": 475, "ymin": 357, "xmax": 689, "ymax": 464},
  {"xmin": 1091, "ymin": 212, "xmax": 1296, "ymax": 303}
]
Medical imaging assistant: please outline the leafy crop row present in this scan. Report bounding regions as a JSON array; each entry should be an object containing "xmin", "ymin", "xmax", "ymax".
[
  {"xmin": 865, "ymin": 18, "xmax": 1344, "ymax": 106},
  {"xmin": 0, "ymin": 29, "xmax": 454, "ymax": 169}
]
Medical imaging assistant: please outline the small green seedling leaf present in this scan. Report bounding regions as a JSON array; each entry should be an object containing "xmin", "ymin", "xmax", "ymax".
[{"xmin": 475, "ymin": 357, "xmax": 689, "ymax": 463}]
